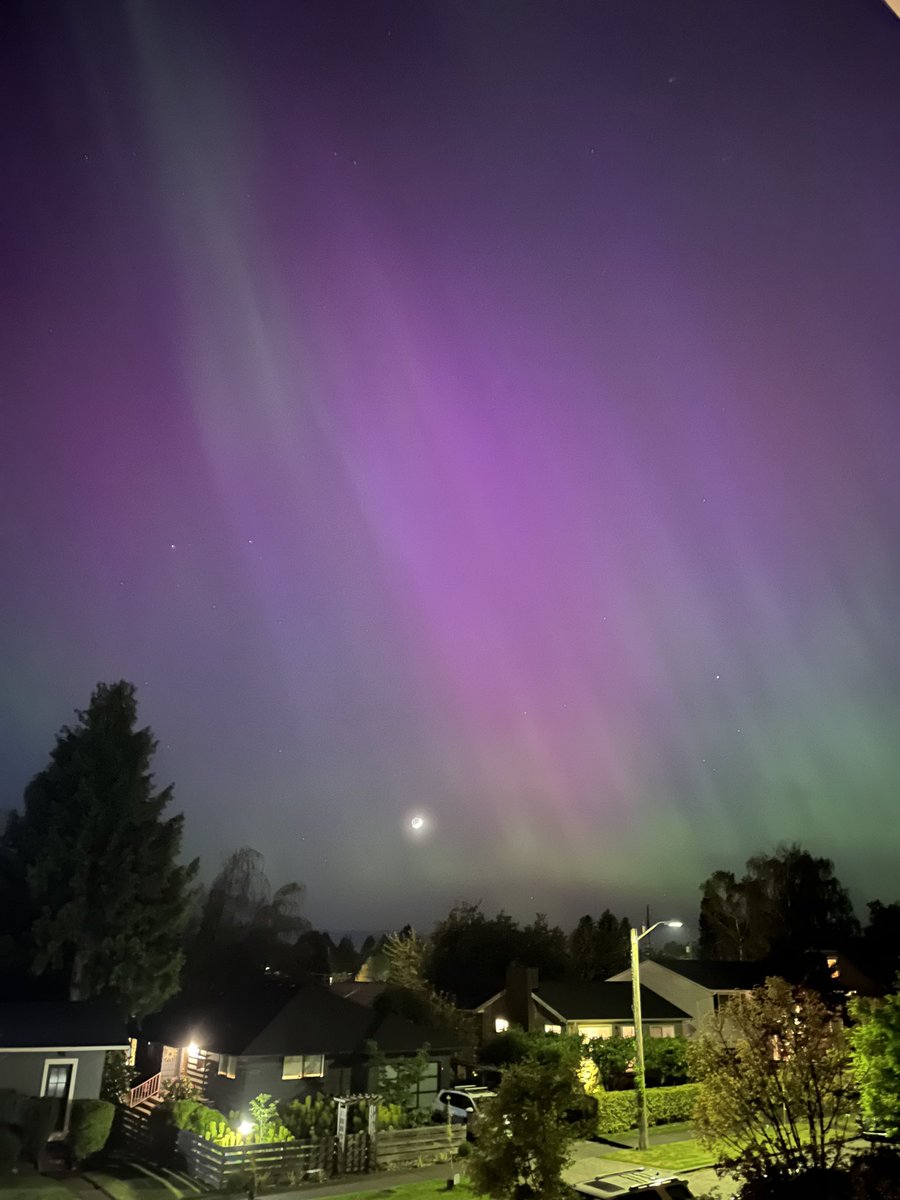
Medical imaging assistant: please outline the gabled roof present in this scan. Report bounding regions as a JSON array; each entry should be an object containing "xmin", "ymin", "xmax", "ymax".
[
  {"xmin": 329, "ymin": 981, "xmax": 387, "ymax": 1008},
  {"xmin": 141, "ymin": 979, "xmax": 460, "ymax": 1058},
  {"xmin": 0, "ymin": 1001, "xmax": 129, "ymax": 1050},
  {"xmin": 536, "ymin": 981, "xmax": 689, "ymax": 1023},
  {"xmin": 651, "ymin": 958, "xmax": 770, "ymax": 991}
]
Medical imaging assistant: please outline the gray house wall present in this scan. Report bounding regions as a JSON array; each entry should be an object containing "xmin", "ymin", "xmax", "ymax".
[
  {"xmin": 203, "ymin": 1054, "xmax": 343, "ymax": 1115},
  {"xmin": 0, "ymin": 1049, "xmax": 106, "ymax": 1100}
]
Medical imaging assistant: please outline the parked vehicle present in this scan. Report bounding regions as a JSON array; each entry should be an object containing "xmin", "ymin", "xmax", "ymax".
[
  {"xmin": 574, "ymin": 1169, "xmax": 695, "ymax": 1198},
  {"xmin": 432, "ymin": 1086, "xmax": 496, "ymax": 1138}
]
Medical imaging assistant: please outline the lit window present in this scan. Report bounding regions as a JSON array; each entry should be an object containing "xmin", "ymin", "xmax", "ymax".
[
  {"xmin": 127, "ymin": 1038, "xmax": 138, "ymax": 1066},
  {"xmin": 282, "ymin": 1055, "xmax": 324, "ymax": 1079},
  {"xmin": 494, "ymin": 1017, "xmax": 509, "ymax": 1033},
  {"xmin": 544, "ymin": 1024, "xmax": 562, "ymax": 1035},
  {"xmin": 619, "ymin": 1025, "xmax": 635, "ymax": 1039},
  {"xmin": 217, "ymin": 1054, "xmax": 237, "ymax": 1079},
  {"xmin": 649, "ymin": 1025, "xmax": 676, "ymax": 1038},
  {"xmin": 578, "ymin": 1025, "xmax": 611, "ymax": 1041}
]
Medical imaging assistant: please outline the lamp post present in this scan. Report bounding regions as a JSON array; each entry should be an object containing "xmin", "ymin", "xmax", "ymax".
[{"xmin": 630, "ymin": 918, "xmax": 682, "ymax": 1151}]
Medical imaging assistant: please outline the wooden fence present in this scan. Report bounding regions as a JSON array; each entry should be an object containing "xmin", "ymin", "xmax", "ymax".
[
  {"xmin": 373, "ymin": 1124, "xmax": 466, "ymax": 1170},
  {"xmin": 176, "ymin": 1130, "xmax": 367, "ymax": 1188}
]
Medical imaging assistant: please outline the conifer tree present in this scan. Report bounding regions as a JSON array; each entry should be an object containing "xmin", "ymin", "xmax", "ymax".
[{"xmin": 3, "ymin": 681, "xmax": 197, "ymax": 1017}]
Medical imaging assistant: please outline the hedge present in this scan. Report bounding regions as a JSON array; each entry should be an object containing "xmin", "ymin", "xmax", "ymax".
[
  {"xmin": 595, "ymin": 1084, "xmax": 700, "ymax": 1135},
  {"xmin": 0, "ymin": 1126, "xmax": 22, "ymax": 1171},
  {"xmin": 68, "ymin": 1099, "xmax": 115, "ymax": 1163}
]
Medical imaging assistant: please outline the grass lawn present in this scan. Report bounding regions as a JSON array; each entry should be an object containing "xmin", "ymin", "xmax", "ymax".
[
  {"xmin": 329, "ymin": 1183, "xmax": 479, "ymax": 1200},
  {"xmin": 598, "ymin": 1139, "xmax": 719, "ymax": 1172},
  {"xmin": 84, "ymin": 1160, "xmax": 205, "ymax": 1200},
  {"xmin": 0, "ymin": 1175, "xmax": 78, "ymax": 1200}
]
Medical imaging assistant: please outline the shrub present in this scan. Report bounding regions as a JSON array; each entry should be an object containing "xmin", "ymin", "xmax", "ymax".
[
  {"xmin": 20, "ymin": 1096, "xmax": 57, "ymax": 1161},
  {"xmin": 170, "ymin": 1099, "xmax": 204, "ymax": 1130},
  {"xmin": 0, "ymin": 1125, "xmax": 22, "ymax": 1171},
  {"xmin": 0, "ymin": 1091, "xmax": 25, "ymax": 1127},
  {"xmin": 160, "ymin": 1076, "xmax": 201, "ymax": 1103},
  {"xmin": 645, "ymin": 1083, "xmax": 700, "ymax": 1126},
  {"xmin": 100, "ymin": 1051, "xmax": 135, "ymax": 1105},
  {"xmin": 593, "ymin": 1084, "xmax": 699, "ymax": 1135},
  {"xmin": 594, "ymin": 1090, "xmax": 637, "ymax": 1135},
  {"xmin": 68, "ymin": 1099, "xmax": 114, "ymax": 1163}
]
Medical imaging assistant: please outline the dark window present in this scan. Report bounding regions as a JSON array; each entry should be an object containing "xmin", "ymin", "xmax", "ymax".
[{"xmin": 666, "ymin": 1186, "xmax": 694, "ymax": 1199}]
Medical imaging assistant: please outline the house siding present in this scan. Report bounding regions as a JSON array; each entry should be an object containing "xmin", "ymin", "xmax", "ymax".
[
  {"xmin": 607, "ymin": 962, "xmax": 714, "ymax": 1034},
  {"xmin": 0, "ymin": 1048, "xmax": 107, "ymax": 1100}
]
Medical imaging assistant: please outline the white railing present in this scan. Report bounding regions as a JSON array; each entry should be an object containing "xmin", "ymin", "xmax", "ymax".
[{"xmin": 127, "ymin": 1072, "xmax": 162, "ymax": 1108}]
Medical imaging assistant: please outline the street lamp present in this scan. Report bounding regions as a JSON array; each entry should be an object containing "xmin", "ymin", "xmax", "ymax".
[{"xmin": 630, "ymin": 919, "xmax": 682, "ymax": 1151}]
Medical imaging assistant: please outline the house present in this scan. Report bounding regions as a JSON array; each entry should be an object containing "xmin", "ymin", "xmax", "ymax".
[
  {"xmin": 135, "ymin": 978, "xmax": 460, "ymax": 1116},
  {"xmin": 606, "ymin": 958, "xmax": 770, "ymax": 1035},
  {"xmin": 0, "ymin": 1001, "xmax": 129, "ymax": 1134},
  {"xmin": 475, "ymin": 966, "xmax": 690, "ymax": 1043}
]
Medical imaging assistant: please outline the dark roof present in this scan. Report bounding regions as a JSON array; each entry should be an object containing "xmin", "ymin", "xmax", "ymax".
[
  {"xmin": 0, "ymin": 1001, "xmax": 129, "ymax": 1049},
  {"xmin": 142, "ymin": 979, "xmax": 461, "ymax": 1058},
  {"xmin": 536, "ymin": 981, "xmax": 689, "ymax": 1023},
  {"xmin": 329, "ymin": 981, "xmax": 387, "ymax": 1008},
  {"xmin": 653, "ymin": 958, "xmax": 771, "ymax": 990}
]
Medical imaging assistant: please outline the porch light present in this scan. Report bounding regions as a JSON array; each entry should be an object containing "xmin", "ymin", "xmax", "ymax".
[{"xmin": 187, "ymin": 1041, "xmax": 200, "ymax": 1057}]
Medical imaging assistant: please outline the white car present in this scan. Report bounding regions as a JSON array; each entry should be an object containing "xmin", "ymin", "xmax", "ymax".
[
  {"xmin": 432, "ymin": 1086, "xmax": 496, "ymax": 1134},
  {"xmin": 574, "ymin": 1170, "xmax": 695, "ymax": 1199}
]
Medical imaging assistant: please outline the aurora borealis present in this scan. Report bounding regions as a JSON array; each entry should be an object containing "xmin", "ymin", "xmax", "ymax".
[{"xmin": 2, "ymin": 1, "xmax": 899, "ymax": 932}]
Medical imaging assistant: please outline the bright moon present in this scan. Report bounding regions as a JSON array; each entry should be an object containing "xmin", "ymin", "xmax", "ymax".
[{"xmin": 410, "ymin": 815, "xmax": 425, "ymax": 830}]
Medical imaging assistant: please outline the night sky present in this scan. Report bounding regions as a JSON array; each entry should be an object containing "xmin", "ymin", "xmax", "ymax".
[{"xmin": 2, "ymin": 1, "xmax": 899, "ymax": 935}]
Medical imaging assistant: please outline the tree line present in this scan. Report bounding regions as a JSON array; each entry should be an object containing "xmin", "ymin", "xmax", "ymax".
[{"xmin": 2, "ymin": 680, "xmax": 898, "ymax": 1022}]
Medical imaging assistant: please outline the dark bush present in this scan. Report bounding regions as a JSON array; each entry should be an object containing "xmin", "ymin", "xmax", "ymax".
[
  {"xmin": 0, "ymin": 1125, "xmax": 22, "ymax": 1171},
  {"xmin": 737, "ymin": 1168, "xmax": 853, "ymax": 1200},
  {"xmin": 68, "ymin": 1099, "xmax": 114, "ymax": 1163},
  {"xmin": 0, "ymin": 1091, "xmax": 25, "ymax": 1127},
  {"xmin": 20, "ymin": 1096, "xmax": 57, "ymax": 1161},
  {"xmin": 849, "ymin": 1147, "xmax": 900, "ymax": 1199}
]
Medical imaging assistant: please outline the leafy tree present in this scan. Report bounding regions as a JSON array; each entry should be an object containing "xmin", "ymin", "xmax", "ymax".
[
  {"xmin": 520, "ymin": 914, "xmax": 569, "ymax": 979},
  {"xmin": 585, "ymin": 1035, "xmax": 635, "ymax": 1090},
  {"xmin": 569, "ymin": 910, "xmax": 631, "ymax": 979},
  {"xmin": 248, "ymin": 1093, "xmax": 279, "ymax": 1141},
  {"xmin": 366, "ymin": 1043, "xmax": 432, "ymax": 1123},
  {"xmin": 689, "ymin": 977, "xmax": 855, "ymax": 1183},
  {"xmin": 747, "ymin": 845, "xmax": 859, "ymax": 959},
  {"xmin": 849, "ymin": 989, "xmax": 900, "ymax": 1136},
  {"xmin": 183, "ymin": 848, "xmax": 310, "ymax": 986},
  {"xmin": 698, "ymin": 869, "xmax": 768, "ymax": 960},
  {"xmin": 374, "ymin": 928, "xmax": 474, "ymax": 1043},
  {"xmin": 331, "ymin": 934, "xmax": 360, "ymax": 976},
  {"xmin": 429, "ymin": 902, "xmax": 566, "ymax": 1007},
  {"xmin": 699, "ymin": 846, "xmax": 859, "ymax": 961},
  {"xmin": 863, "ymin": 901, "xmax": 900, "ymax": 986},
  {"xmin": 643, "ymin": 1036, "xmax": 690, "ymax": 1086},
  {"xmin": 468, "ymin": 1056, "xmax": 583, "ymax": 1200},
  {"xmin": 2, "ymin": 681, "xmax": 197, "ymax": 1017},
  {"xmin": 100, "ymin": 1049, "xmax": 134, "ymax": 1104},
  {"xmin": 479, "ymin": 1028, "xmax": 583, "ymax": 1071}
]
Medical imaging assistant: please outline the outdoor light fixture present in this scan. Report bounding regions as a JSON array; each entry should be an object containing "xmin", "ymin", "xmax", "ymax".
[
  {"xmin": 187, "ymin": 1041, "xmax": 200, "ymax": 1057},
  {"xmin": 238, "ymin": 1120, "xmax": 254, "ymax": 1136},
  {"xmin": 630, "ymin": 919, "xmax": 682, "ymax": 1151}
]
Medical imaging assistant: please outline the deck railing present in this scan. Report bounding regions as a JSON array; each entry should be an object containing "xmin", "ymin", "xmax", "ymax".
[{"xmin": 127, "ymin": 1072, "xmax": 162, "ymax": 1108}]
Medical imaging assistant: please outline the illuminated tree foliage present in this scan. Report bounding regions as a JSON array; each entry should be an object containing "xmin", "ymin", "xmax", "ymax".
[
  {"xmin": 849, "ymin": 989, "xmax": 900, "ymax": 1137},
  {"xmin": 468, "ymin": 1056, "xmax": 584, "ymax": 1200},
  {"xmin": 689, "ymin": 978, "xmax": 855, "ymax": 1183}
]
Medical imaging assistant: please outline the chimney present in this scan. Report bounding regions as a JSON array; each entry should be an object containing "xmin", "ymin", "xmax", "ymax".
[{"xmin": 506, "ymin": 964, "xmax": 539, "ymax": 1032}]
